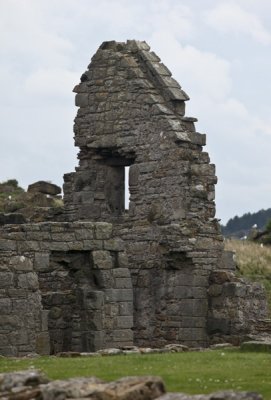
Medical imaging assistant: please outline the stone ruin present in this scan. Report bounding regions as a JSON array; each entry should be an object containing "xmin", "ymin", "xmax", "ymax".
[{"xmin": 0, "ymin": 40, "xmax": 268, "ymax": 357}]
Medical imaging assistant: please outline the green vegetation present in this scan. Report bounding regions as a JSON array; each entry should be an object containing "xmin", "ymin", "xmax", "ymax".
[
  {"xmin": 225, "ymin": 239, "xmax": 271, "ymax": 314},
  {"xmin": 0, "ymin": 179, "xmax": 63, "ymax": 215},
  {"xmin": 0, "ymin": 350, "xmax": 271, "ymax": 397},
  {"xmin": 221, "ymin": 208, "xmax": 271, "ymax": 238},
  {"xmin": 0, "ymin": 179, "xmax": 25, "ymax": 212}
]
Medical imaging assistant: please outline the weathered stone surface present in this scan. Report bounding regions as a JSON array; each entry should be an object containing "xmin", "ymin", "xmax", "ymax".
[
  {"xmin": 0, "ymin": 40, "xmax": 268, "ymax": 356},
  {"xmin": 0, "ymin": 369, "xmax": 49, "ymax": 391},
  {"xmin": 28, "ymin": 181, "xmax": 61, "ymax": 196},
  {"xmin": 0, "ymin": 213, "xmax": 27, "ymax": 225},
  {"xmin": 0, "ymin": 370, "xmax": 263, "ymax": 400},
  {"xmin": 92, "ymin": 250, "xmax": 113, "ymax": 269},
  {"xmin": 0, "ymin": 371, "xmax": 167, "ymax": 400}
]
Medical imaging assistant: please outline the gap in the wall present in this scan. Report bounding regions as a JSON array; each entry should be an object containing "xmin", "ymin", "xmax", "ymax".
[{"xmin": 125, "ymin": 166, "xmax": 130, "ymax": 210}]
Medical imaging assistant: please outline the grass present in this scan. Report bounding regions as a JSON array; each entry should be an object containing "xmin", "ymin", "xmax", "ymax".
[
  {"xmin": 225, "ymin": 239, "xmax": 271, "ymax": 313},
  {"xmin": 0, "ymin": 350, "xmax": 271, "ymax": 397}
]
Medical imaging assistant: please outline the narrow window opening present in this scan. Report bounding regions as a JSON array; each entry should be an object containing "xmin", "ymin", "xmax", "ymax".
[{"xmin": 125, "ymin": 166, "xmax": 130, "ymax": 210}]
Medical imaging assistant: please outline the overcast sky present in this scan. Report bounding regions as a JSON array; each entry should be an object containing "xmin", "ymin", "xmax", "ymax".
[{"xmin": 0, "ymin": 0, "xmax": 271, "ymax": 224}]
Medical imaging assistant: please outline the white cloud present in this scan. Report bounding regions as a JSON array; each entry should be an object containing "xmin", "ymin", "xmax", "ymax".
[
  {"xmin": 0, "ymin": 0, "xmax": 74, "ymax": 68},
  {"xmin": 24, "ymin": 68, "xmax": 79, "ymax": 99},
  {"xmin": 205, "ymin": 3, "xmax": 271, "ymax": 45},
  {"xmin": 149, "ymin": 32, "xmax": 232, "ymax": 102}
]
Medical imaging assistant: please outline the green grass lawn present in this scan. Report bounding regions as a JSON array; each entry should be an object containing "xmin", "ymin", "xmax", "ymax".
[{"xmin": 0, "ymin": 349, "xmax": 271, "ymax": 398}]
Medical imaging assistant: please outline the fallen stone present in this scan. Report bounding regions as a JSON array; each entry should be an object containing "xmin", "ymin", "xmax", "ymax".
[
  {"xmin": 0, "ymin": 370, "xmax": 262, "ymax": 400},
  {"xmin": 97, "ymin": 348, "xmax": 124, "ymax": 356},
  {"xmin": 0, "ymin": 370, "xmax": 49, "ymax": 391},
  {"xmin": 164, "ymin": 344, "xmax": 189, "ymax": 352},
  {"xmin": 210, "ymin": 343, "xmax": 233, "ymax": 350}
]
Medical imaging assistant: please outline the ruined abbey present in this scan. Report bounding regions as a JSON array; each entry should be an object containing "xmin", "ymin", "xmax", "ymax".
[{"xmin": 0, "ymin": 41, "xmax": 267, "ymax": 356}]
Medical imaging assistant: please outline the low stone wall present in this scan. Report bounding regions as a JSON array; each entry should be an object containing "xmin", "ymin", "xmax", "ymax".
[
  {"xmin": 0, "ymin": 222, "xmax": 133, "ymax": 356},
  {"xmin": 207, "ymin": 270, "xmax": 268, "ymax": 344}
]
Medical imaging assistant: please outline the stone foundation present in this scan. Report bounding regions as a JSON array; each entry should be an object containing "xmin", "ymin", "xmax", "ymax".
[{"xmin": 0, "ymin": 222, "xmax": 133, "ymax": 356}]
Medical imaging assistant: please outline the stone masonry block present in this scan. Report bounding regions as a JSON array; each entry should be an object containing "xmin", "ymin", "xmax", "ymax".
[
  {"xmin": 94, "ymin": 270, "xmax": 114, "ymax": 288},
  {"xmin": 181, "ymin": 317, "xmax": 206, "ymax": 328},
  {"xmin": 34, "ymin": 253, "xmax": 50, "ymax": 271},
  {"xmin": 112, "ymin": 268, "xmax": 131, "ymax": 278},
  {"xmin": 117, "ymin": 252, "xmax": 128, "ymax": 268},
  {"xmin": 119, "ymin": 302, "xmax": 133, "ymax": 316},
  {"xmin": 104, "ymin": 289, "xmax": 133, "ymax": 303},
  {"xmin": 173, "ymin": 286, "xmax": 206, "ymax": 299},
  {"xmin": 75, "ymin": 93, "xmax": 89, "ymax": 107},
  {"xmin": 41, "ymin": 310, "xmax": 49, "ymax": 332},
  {"xmin": 0, "ymin": 299, "xmax": 12, "ymax": 314},
  {"xmin": 51, "ymin": 233, "xmax": 75, "ymax": 242},
  {"xmin": 17, "ymin": 241, "xmax": 40, "ymax": 252},
  {"xmin": 0, "ymin": 315, "xmax": 22, "ymax": 330},
  {"xmin": 0, "ymin": 240, "xmax": 17, "ymax": 251},
  {"xmin": 95, "ymin": 222, "xmax": 113, "ymax": 239},
  {"xmin": 115, "ymin": 278, "xmax": 132, "ymax": 289},
  {"xmin": 81, "ymin": 290, "xmax": 104, "ymax": 310},
  {"xmin": 103, "ymin": 238, "xmax": 125, "ymax": 251},
  {"xmin": 116, "ymin": 316, "xmax": 133, "ymax": 329},
  {"xmin": 17, "ymin": 273, "xmax": 39, "ymax": 290},
  {"xmin": 83, "ymin": 240, "xmax": 103, "ymax": 250},
  {"xmin": 180, "ymin": 299, "xmax": 208, "ymax": 317},
  {"xmin": 0, "ymin": 346, "xmax": 17, "ymax": 357},
  {"xmin": 178, "ymin": 327, "xmax": 207, "ymax": 342},
  {"xmin": 92, "ymin": 250, "xmax": 113, "ymax": 269},
  {"xmin": 9, "ymin": 256, "xmax": 33, "ymax": 271},
  {"xmin": 75, "ymin": 228, "xmax": 94, "ymax": 240},
  {"xmin": 112, "ymin": 329, "xmax": 133, "ymax": 342},
  {"xmin": 35, "ymin": 332, "xmax": 50, "ymax": 355},
  {"xmin": 0, "ymin": 272, "xmax": 14, "ymax": 288}
]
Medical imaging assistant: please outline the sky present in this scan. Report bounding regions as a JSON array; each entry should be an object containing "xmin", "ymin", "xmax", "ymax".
[{"xmin": 0, "ymin": 0, "xmax": 271, "ymax": 224}]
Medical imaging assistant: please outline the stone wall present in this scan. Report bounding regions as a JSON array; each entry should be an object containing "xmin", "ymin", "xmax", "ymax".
[
  {"xmin": 0, "ymin": 40, "xmax": 268, "ymax": 355},
  {"xmin": 62, "ymin": 40, "xmax": 225, "ymax": 347},
  {"xmin": 207, "ymin": 269, "xmax": 268, "ymax": 344},
  {"xmin": 0, "ymin": 222, "xmax": 133, "ymax": 356}
]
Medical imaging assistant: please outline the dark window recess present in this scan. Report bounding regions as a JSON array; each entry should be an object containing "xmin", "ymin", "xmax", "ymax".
[{"xmin": 100, "ymin": 153, "xmax": 134, "ymax": 216}]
